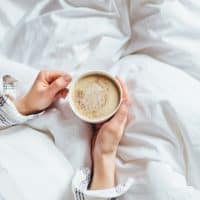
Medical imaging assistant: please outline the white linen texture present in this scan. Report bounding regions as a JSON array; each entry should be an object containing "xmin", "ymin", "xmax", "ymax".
[{"xmin": 0, "ymin": 0, "xmax": 200, "ymax": 200}]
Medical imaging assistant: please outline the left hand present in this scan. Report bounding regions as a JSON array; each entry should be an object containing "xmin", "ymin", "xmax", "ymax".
[{"xmin": 15, "ymin": 70, "xmax": 72, "ymax": 115}]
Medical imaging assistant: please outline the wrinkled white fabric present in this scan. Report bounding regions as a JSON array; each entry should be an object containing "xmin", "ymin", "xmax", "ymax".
[
  {"xmin": 0, "ymin": 0, "xmax": 200, "ymax": 200},
  {"xmin": 0, "ymin": 0, "xmax": 38, "ymax": 45},
  {"xmin": 0, "ymin": 0, "xmax": 130, "ymax": 72},
  {"xmin": 0, "ymin": 126, "xmax": 74, "ymax": 200},
  {"xmin": 0, "ymin": 0, "xmax": 200, "ymax": 79},
  {"xmin": 113, "ymin": 55, "xmax": 200, "ymax": 199},
  {"xmin": 127, "ymin": 0, "xmax": 200, "ymax": 80},
  {"xmin": 1, "ymin": 54, "xmax": 200, "ymax": 199}
]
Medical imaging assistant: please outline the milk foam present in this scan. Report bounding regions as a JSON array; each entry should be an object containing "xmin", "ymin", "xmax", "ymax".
[{"xmin": 73, "ymin": 74, "xmax": 120, "ymax": 119}]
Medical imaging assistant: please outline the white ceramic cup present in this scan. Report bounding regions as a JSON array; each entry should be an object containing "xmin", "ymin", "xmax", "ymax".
[{"xmin": 68, "ymin": 71, "xmax": 122, "ymax": 123}]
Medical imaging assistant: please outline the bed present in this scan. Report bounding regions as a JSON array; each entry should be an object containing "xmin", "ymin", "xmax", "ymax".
[{"xmin": 0, "ymin": 0, "xmax": 200, "ymax": 199}]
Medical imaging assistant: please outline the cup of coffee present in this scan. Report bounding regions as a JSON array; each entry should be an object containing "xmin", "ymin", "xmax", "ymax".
[{"xmin": 69, "ymin": 71, "xmax": 122, "ymax": 123}]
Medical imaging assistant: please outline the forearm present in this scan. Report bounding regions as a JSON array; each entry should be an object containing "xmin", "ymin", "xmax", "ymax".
[
  {"xmin": 72, "ymin": 157, "xmax": 133, "ymax": 200},
  {"xmin": 90, "ymin": 153, "xmax": 116, "ymax": 190}
]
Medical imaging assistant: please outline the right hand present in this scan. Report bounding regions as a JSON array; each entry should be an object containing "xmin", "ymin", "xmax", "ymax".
[
  {"xmin": 90, "ymin": 77, "xmax": 131, "ymax": 189},
  {"xmin": 92, "ymin": 77, "xmax": 130, "ymax": 157}
]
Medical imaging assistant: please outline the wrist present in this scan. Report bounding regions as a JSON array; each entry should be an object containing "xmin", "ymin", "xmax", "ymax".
[
  {"xmin": 93, "ymin": 144, "xmax": 118, "ymax": 158},
  {"xmin": 90, "ymin": 153, "xmax": 116, "ymax": 189},
  {"xmin": 14, "ymin": 97, "xmax": 30, "ymax": 116}
]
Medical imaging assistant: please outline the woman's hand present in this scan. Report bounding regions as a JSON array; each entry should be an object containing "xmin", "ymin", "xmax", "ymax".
[
  {"xmin": 15, "ymin": 70, "xmax": 72, "ymax": 115},
  {"xmin": 90, "ymin": 77, "xmax": 130, "ymax": 190}
]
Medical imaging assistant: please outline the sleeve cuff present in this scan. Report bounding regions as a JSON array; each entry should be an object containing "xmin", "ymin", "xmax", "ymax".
[
  {"xmin": 72, "ymin": 168, "xmax": 133, "ymax": 200},
  {"xmin": 0, "ymin": 95, "xmax": 39, "ymax": 128}
]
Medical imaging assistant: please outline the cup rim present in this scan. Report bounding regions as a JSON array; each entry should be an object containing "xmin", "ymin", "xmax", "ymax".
[{"xmin": 68, "ymin": 70, "xmax": 123, "ymax": 123}]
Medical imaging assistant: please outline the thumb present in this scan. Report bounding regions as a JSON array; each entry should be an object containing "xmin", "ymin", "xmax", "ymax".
[
  {"xmin": 110, "ymin": 101, "xmax": 129, "ymax": 130},
  {"xmin": 49, "ymin": 74, "xmax": 71, "ymax": 97}
]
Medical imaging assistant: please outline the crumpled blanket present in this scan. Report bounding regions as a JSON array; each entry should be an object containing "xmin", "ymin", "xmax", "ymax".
[
  {"xmin": 0, "ymin": 0, "xmax": 200, "ymax": 200},
  {"xmin": 1, "ymin": 54, "xmax": 200, "ymax": 199}
]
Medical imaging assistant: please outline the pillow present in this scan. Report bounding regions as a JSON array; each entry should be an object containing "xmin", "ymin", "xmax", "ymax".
[{"xmin": 127, "ymin": 0, "xmax": 200, "ymax": 80}]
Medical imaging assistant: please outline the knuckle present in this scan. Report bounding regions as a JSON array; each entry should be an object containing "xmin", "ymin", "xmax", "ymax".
[
  {"xmin": 39, "ymin": 70, "xmax": 46, "ymax": 75},
  {"xmin": 36, "ymin": 85, "xmax": 45, "ymax": 94},
  {"xmin": 54, "ymin": 78, "xmax": 63, "ymax": 87},
  {"xmin": 38, "ymin": 70, "xmax": 46, "ymax": 78},
  {"xmin": 104, "ymin": 123, "xmax": 117, "ymax": 133}
]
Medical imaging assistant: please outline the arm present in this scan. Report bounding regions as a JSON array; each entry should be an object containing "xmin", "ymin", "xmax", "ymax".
[
  {"xmin": 0, "ymin": 72, "xmax": 132, "ymax": 199},
  {"xmin": 0, "ymin": 70, "xmax": 72, "ymax": 129},
  {"xmin": 72, "ymin": 78, "xmax": 133, "ymax": 200},
  {"xmin": 90, "ymin": 100, "xmax": 129, "ymax": 190}
]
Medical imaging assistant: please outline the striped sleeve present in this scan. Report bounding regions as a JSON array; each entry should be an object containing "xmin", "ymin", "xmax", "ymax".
[
  {"xmin": 72, "ymin": 168, "xmax": 133, "ymax": 200},
  {"xmin": 0, "ymin": 74, "xmax": 36, "ymax": 129},
  {"xmin": 0, "ymin": 95, "xmax": 35, "ymax": 129}
]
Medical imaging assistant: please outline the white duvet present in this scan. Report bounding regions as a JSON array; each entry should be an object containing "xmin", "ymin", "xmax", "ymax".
[{"xmin": 0, "ymin": 0, "xmax": 200, "ymax": 200}]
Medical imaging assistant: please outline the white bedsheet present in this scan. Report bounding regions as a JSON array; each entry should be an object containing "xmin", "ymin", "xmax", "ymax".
[
  {"xmin": 1, "ymin": 0, "xmax": 200, "ymax": 79},
  {"xmin": 0, "ymin": 0, "xmax": 200, "ymax": 200}
]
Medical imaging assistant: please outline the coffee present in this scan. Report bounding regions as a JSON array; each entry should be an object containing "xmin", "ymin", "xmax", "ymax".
[{"xmin": 71, "ymin": 73, "xmax": 120, "ymax": 120}]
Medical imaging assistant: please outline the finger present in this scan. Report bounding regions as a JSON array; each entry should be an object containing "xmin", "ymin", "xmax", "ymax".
[
  {"xmin": 49, "ymin": 75, "xmax": 72, "ymax": 96},
  {"xmin": 91, "ymin": 134, "xmax": 97, "ymax": 164},
  {"xmin": 53, "ymin": 88, "xmax": 69, "ymax": 102},
  {"xmin": 91, "ymin": 134, "xmax": 97, "ymax": 150},
  {"xmin": 116, "ymin": 76, "xmax": 132, "ymax": 121},
  {"xmin": 116, "ymin": 76, "xmax": 129, "ymax": 102},
  {"xmin": 45, "ymin": 70, "xmax": 69, "ymax": 83},
  {"xmin": 59, "ymin": 88, "xmax": 69, "ymax": 98},
  {"xmin": 38, "ymin": 70, "xmax": 67, "ymax": 83},
  {"xmin": 109, "ymin": 101, "xmax": 128, "ymax": 129},
  {"xmin": 95, "ymin": 123, "xmax": 104, "ymax": 130},
  {"xmin": 53, "ymin": 93, "xmax": 62, "ymax": 102}
]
